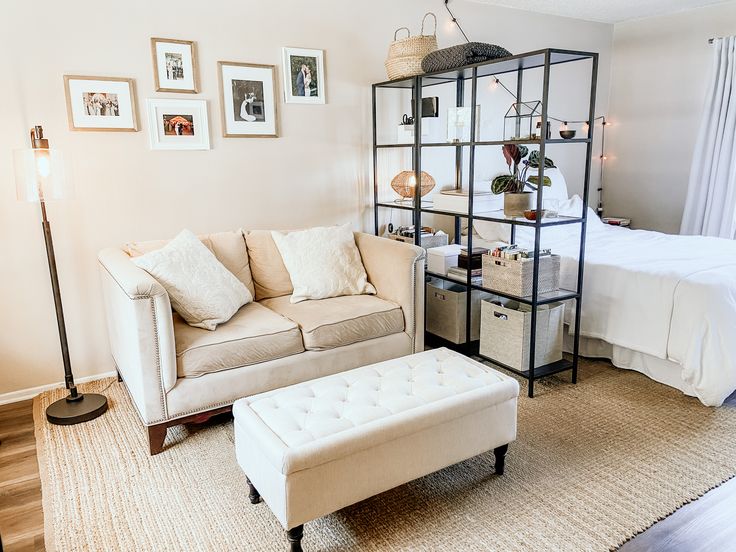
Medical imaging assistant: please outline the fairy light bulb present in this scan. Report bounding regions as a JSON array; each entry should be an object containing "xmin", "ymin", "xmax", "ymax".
[
  {"xmin": 560, "ymin": 121, "xmax": 568, "ymax": 132},
  {"xmin": 490, "ymin": 77, "xmax": 499, "ymax": 91}
]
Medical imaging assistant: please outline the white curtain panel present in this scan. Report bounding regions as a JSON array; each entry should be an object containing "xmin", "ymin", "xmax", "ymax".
[{"xmin": 680, "ymin": 36, "xmax": 736, "ymax": 238}]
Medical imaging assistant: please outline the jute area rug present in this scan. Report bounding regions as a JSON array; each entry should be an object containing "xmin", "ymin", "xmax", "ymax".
[{"xmin": 34, "ymin": 359, "xmax": 736, "ymax": 552}]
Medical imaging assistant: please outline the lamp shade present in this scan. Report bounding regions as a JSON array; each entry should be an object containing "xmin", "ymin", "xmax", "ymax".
[
  {"xmin": 13, "ymin": 148, "xmax": 72, "ymax": 202},
  {"xmin": 390, "ymin": 170, "xmax": 435, "ymax": 199}
]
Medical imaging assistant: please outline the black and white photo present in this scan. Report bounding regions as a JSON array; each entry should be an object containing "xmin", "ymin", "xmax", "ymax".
[
  {"xmin": 151, "ymin": 38, "xmax": 199, "ymax": 93},
  {"xmin": 218, "ymin": 61, "xmax": 278, "ymax": 137}
]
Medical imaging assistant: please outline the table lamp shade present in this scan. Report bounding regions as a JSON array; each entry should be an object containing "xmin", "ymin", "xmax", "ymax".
[{"xmin": 13, "ymin": 148, "xmax": 72, "ymax": 202}]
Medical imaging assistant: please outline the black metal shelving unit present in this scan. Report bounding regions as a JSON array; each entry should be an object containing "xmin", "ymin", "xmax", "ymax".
[{"xmin": 372, "ymin": 48, "xmax": 598, "ymax": 397}]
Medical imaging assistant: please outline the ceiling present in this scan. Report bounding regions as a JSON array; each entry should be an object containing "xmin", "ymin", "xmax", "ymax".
[{"xmin": 468, "ymin": 0, "xmax": 730, "ymax": 23}]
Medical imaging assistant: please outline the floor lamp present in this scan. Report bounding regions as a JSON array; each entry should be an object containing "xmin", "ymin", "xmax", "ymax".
[{"xmin": 13, "ymin": 125, "xmax": 108, "ymax": 425}]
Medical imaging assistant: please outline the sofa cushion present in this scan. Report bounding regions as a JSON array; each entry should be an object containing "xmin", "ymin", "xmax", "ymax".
[
  {"xmin": 173, "ymin": 302, "xmax": 305, "ymax": 378},
  {"xmin": 260, "ymin": 295, "xmax": 404, "ymax": 351},
  {"xmin": 126, "ymin": 229, "xmax": 255, "ymax": 298},
  {"xmin": 244, "ymin": 230, "xmax": 294, "ymax": 301}
]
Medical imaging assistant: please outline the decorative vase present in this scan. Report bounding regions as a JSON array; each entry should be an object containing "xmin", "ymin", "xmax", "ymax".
[{"xmin": 503, "ymin": 192, "xmax": 534, "ymax": 217}]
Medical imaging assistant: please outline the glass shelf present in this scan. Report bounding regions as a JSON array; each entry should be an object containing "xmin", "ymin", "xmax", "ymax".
[
  {"xmin": 374, "ymin": 48, "xmax": 596, "ymax": 89},
  {"xmin": 427, "ymin": 271, "xmax": 579, "ymax": 305},
  {"xmin": 421, "ymin": 207, "xmax": 584, "ymax": 227}
]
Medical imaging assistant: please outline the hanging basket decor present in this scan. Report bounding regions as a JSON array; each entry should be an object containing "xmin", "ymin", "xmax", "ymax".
[
  {"xmin": 391, "ymin": 170, "xmax": 436, "ymax": 199},
  {"xmin": 384, "ymin": 13, "xmax": 438, "ymax": 80}
]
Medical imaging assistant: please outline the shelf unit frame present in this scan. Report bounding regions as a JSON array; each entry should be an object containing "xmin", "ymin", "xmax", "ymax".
[{"xmin": 372, "ymin": 48, "xmax": 599, "ymax": 397}]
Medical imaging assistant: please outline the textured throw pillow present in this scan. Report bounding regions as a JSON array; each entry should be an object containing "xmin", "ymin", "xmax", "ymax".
[
  {"xmin": 132, "ymin": 229, "xmax": 252, "ymax": 330},
  {"xmin": 271, "ymin": 224, "xmax": 376, "ymax": 303}
]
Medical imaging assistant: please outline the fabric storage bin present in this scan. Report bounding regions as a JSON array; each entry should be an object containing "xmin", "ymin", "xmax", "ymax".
[
  {"xmin": 426, "ymin": 280, "xmax": 491, "ymax": 344},
  {"xmin": 480, "ymin": 300, "xmax": 564, "ymax": 370},
  {"xmin": 427, "ymin": 244, "xmax": 464, "ymax": 276},
  {"xmin": 482, "ymin": 254, "xmax": 560, "ymax": 297}
]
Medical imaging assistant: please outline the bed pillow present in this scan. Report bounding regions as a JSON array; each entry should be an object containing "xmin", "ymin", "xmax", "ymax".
[
  {"xmin": 132, "ymin": 229, "xmax": 252, "ymax": 330},
  {"xmin": 271, "ymin": 224, "xmax": 376, "ymax": 303}
]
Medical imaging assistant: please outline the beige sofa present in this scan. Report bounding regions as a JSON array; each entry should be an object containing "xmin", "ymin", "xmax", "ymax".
[{"xmin": 97, "ymin": 229, "xmax": 424, "ymax": 455}]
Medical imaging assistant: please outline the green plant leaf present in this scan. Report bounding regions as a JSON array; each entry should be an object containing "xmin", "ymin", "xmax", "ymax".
[
  {"xmin": 517, "ymin": 145, "xmax": 529, "ymax": 159},
  {"xmin": 528, "ymin": 150, "xmax": 556, "ymax": 168},
  {"xmin": 527, "ymin": 175, "xmax": 552, "ymax": 186},
  {"xmin": 492, "ymin": 174, "xmax": 516, "ymax": 194}
]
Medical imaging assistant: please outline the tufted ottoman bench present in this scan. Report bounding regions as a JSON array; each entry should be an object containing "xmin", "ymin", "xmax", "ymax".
[{"xmin": 233, "ymin": 347, "xmax": 519, "ymax": 551}]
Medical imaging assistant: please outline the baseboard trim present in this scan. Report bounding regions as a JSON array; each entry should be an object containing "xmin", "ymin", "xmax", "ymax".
[{"xmin": 0, "ymin": 371, "xmax": 117, "ymax": 406}]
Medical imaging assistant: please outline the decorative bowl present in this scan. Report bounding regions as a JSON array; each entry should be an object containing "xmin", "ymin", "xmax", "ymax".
[
  {"xmin": 559, "ymin": 130, "xmax": 576, "ymax": 140},
  {"xmin": 523, "ymin": 209, "xmax": 546, "ymax": 221}
]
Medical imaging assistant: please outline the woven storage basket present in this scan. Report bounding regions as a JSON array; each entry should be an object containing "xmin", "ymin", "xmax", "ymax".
[
  {"xmin": 385, "ymin": 13, "xmax": 437, "ymax": 80},
  {"xmin": 479, "ymin": 299, "xmax": 564, "ymax": 370},
  {"xmin": 482, "ymin": 254, "xmax": 561, "ymax": 297}
]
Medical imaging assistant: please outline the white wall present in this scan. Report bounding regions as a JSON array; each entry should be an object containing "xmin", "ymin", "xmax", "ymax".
[
  {"xmin": 0, "ymin": 0, "xmax": 612, "ymax": 396},
  {"xmin": 605, "ymin": 1, "xmax": 736, "ymax": 233}
]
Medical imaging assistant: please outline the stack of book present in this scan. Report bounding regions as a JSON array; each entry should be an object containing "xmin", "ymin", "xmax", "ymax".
[
  {"xmin": 447, "ymin": 266, "xmax": 482, "ymax": 285},
  {"xmin": 458, "ymin": 247, "xmax": 488, "ymax": 270}
]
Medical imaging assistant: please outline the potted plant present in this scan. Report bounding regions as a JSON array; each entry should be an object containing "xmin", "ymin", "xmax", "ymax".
[{"xmin": 491, "ymin": 144, "xmax": 555, "ymax": 217}]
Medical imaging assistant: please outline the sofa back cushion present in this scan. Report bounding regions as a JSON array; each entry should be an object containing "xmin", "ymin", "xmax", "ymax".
[
  {"xmin": 125, "ymin": 229, "xmax": 255, "ymax": 298},
  {"xmin": 244, "ymin": 230, "xmax": 294, "ymax": 300}
]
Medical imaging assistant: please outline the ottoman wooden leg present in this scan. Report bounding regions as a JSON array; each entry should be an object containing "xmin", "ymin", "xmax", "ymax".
[
  {"xmin": 286, "ymin": 525, "xmax": 304, "ymax": 552},
  {"xmin": 494, "ymin": 444, "xmax": 508, "ymax": 475},
  {"xmin": 247, "ymin": 478, "xmax": 262, "ymax": 504}
]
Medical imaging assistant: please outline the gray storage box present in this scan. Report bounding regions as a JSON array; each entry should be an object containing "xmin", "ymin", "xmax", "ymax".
[
  {"xmin": 480, "ymin": 299, "xmax": 564, "ymax": 370},
  {"xmin": 426, "ymin": 280, "xmax": 491, "ymax": 344}
]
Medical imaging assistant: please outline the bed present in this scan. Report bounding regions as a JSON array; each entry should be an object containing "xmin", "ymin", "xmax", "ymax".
[{"xmin": 464, "ymin": 173, "xmax": 736, "ymax": 406}]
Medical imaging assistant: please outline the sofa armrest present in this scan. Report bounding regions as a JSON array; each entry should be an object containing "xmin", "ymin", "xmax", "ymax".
[
  {"xmin": 354, "ymin": 233, "xmax": 425, "ymax": 352},
  {"xmin": 97, "ymin": 248, "xmax": 177, "ymax": 424}
]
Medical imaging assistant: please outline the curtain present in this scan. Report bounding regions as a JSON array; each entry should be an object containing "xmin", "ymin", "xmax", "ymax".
[{"xmin": 680, "ymin": 36, "xmax": 736, "ymax": 238}]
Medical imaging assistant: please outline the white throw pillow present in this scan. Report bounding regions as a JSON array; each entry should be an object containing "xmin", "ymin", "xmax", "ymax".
[
  {"xmin": 271, "ymin": 224, "xmax": 376, "ymax": 303},
  {"xmin": 132, "ymin": 229, "xmax": 252, "ymax": 330}
]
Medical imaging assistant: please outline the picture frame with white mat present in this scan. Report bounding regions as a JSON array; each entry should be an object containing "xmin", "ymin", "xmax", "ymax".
[
  {"xmin": 146, "ymin": 98, "xmax": 210, "ymax": 150},
  {"xmin": 281, "ymin": 46, "xmax": 325, "ymax": 104},
  {"xmin": 218, "ymin": 61, "xmax": 279, "ymax": 138},
  {"xmin": 63, "ymin": 75, "xmax": 139, "ymax": 132},
  {"xmin": 150, "ymin": 37, "xmax": 199, "ymax": 93}
]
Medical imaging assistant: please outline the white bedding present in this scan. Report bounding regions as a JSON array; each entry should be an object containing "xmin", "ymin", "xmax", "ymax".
[{"xmin": 473, "ymin": 196, "xmax": 736, "ymax": 406}]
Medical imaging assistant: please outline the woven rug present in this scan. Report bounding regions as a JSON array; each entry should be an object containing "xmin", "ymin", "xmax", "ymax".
[{"xmin": 34, "ymin": 359, "xmax": 736, "ymax": 552}]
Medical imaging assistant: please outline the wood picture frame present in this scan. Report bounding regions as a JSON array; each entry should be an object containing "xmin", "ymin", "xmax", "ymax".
[
  {"xmin": 217, "ymin": 61, "xmax": 279, "ymax": 138},
  {"xmin": 150, "ymin": 37, "xmax": 199, "ymax": 93},
  {"xmin": 63, "ymin": 75, "xmax": 139, "ymax": 132}
]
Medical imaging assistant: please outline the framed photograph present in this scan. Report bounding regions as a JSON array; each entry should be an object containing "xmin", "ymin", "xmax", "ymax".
[
  {"xmin": 63, "ymin": 75, "xmax": 138, "ymax": 131},
  {"xmin": 281, "ymin": 47, "xmax": 325, "ymax": 104},
  {"xmin": 150, "ymin": 37, "xmax": 199, "ymax": 93},
  {"xmin": 146, "ymin": 99, "xmax": 210, "ymax": 150},
  {"xmin": 218, "ymin": 61, "xmax": 278, "ymax": 137}
]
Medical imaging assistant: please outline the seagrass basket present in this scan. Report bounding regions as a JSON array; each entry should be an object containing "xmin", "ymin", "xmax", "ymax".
[{"xmin": 385, "ymin": 13, "xmax": 437, "ymax": 80}]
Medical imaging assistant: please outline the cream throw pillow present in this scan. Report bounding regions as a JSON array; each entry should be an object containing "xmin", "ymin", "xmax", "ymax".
[
  {"xmin": 271, "ymin": 224, "xmax": 376, "ymax": 303},
  {"xmin": 132, "ymin": 229, "xmax": 252, "ymax": 330}
]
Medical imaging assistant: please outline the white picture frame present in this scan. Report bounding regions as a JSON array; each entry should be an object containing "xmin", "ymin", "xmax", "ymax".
[
  {"xmin": 281, "ymin": 47, "xmax": 325, "ymax": 104},
  {"xmin": 218, "ymin": 61, "xmax": 278, "ymax": 138},
  {"xmin": 63, "ymin": 75, "xmax": 139, "ymax": 132},
  {"xmin": 146, "ymin": 99, "xmax": 210, "ymax": 150},
  {"xmin": 151, "ymin": 38, "xmax": 199, "ymax": 93}
]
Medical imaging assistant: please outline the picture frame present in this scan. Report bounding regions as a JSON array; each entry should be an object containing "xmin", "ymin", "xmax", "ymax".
[
  {"xmin": 218, "ymin": 61, "xmax": 278, "ymax": 138},
  {"xmin": 146, "ymin": 99, "xmax": 210, "ymax": 150},
  {"xmin": 150, "ymin": 37, "xmax": 199, "ymax": 93},
  {"xmin": 63, "ymin": 75, "xmax": 139, "ymax": 132},
  {"xmin": 281, "ymin": 47, "xmax": 325, "ymax": 104}
]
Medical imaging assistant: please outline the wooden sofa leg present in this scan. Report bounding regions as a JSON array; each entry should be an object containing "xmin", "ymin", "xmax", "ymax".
[
  {"xmin": 148, "ymin": 424, "xmax": 168, "ymax": 455},
  {"xmin": 494, "ymin": 444, "xmax": 508, "ymax": 475},
  {"xmin": 286, "ymin": 525, "xmax": 303, "ymax": 552},
  {"xmin": 247, "ymin": 478, "xmax": 262, "ymax": 504}
]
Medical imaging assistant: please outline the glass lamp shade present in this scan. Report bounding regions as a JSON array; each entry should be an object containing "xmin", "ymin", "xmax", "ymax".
[{"xmin": 13, "ymin": 148, "xmax": 72, "ymax": 202}]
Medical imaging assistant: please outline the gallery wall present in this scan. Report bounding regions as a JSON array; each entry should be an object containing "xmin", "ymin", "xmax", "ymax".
[
  {"xmin": 0, "ymin": 0, "xmax": 613, "ymax": 397},
  {"xmin": 605, "ymin": 1, "xmax": 736, "ymax": 233}
]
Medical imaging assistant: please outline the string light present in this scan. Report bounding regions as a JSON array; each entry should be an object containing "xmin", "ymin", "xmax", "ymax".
[
  {"xmin": 490, "ymin": 77, "xmax": 500, "ymax": 91},
  {"xmin": 560, "ymin": 121, "xmax": 569, "ymax": 132}
]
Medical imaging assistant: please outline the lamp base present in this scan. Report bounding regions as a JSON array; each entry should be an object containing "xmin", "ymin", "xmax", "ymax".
[{"xmin": 46, "ymin": 393, "xmax": 108, "ymax": 425}]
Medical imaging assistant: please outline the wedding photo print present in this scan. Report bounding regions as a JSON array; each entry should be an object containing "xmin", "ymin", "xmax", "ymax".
[
  {"xmin": 218, "ymin": 61, "xmax": 278, "ymax": 137},
  {"xmin": 82, "ymin": 92, "xmax": 119, "ymax": 117},
  {"xmin": 232, "ymin": 80, "xmax": 265, "ymax": 122},
  {"xmin": 64, "ymin": 75, "xmax": 138, "ymax": 131},
  {"xmin": 282, "ymin": 47, "xmax": 325, "ymax": 104},
  {"xmin": 151, "ymin": 37, "xmax": 199, "ymax": 93},
  {"xmin": 146, "ymin": 98, "xmax": 209, "ymax": 150}
]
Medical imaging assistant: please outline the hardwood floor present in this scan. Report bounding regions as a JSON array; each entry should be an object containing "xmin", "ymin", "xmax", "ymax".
[
  {"xmin": 0, "ymin": 394, "xmax": 734, "ymax": 551},
  {"xmin": 0, "ymin": 400, "xmax": 44, "ymax": 551}
]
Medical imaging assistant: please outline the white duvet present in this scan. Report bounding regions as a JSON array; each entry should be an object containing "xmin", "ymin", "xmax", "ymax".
[{"xmin": 475, "ymin": 196, "xmax": 736, "ymax": 406}]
